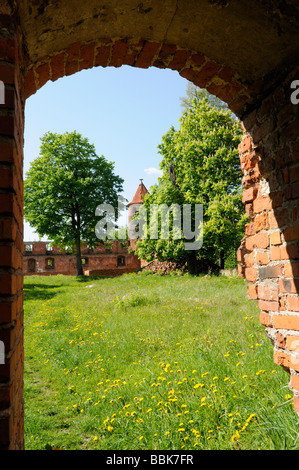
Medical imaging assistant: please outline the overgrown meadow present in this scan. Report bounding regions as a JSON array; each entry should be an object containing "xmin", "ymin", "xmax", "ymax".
[{"xmin": 24, "ymin": 273, "xmax": 299, "ymax": 450}]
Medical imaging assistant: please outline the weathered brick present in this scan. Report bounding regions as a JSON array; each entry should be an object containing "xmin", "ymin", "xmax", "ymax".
[
  {"xmin": 280, "ymin": 244, "xmax": 299, "ymax": 260},
  {"xmin": 284, "ymin": 181, "xmax": 299, "ymax": 201},
  {"xmin": 294, "ymin": 396, "xmax": 299, "ymax": 413},
  {"xmin": 270, "ymin": 246, "xmax": 281, "ymax": 261},
  {"xmin": 24, "ymin": 69, "xmax": 36, "ymax": 98},
  {"xmin": 276, "ymin": 332, "xmax": 286, "ymax": 348},
  {"xmin": 95, "ymin": 44, "xmax": 111, "ymax": 67},
  {"xmin": 109, "ymin": 40, "xmax": 128, "ymax": 68},
  {"xmin": 245, "ymin": 222, "xmax": 255, "ymax": 236},
  {"xmin": 286, "ymin": 335, "xmax": 299, "ymax": 352},
  {"xmin": 66, "ymin": 42, "xmax": 80, "ymax": 61},
  {"xmin": 258, "ymin": 285, "xmax": 279, "ymax": 301},
  {"xmin": 259, "ymin": 311, "xmax": 272, "ymax": 327},
  {"xmin": 35, "ymin": 62, "xmax": 50, "ymax": 88},
  {"xmin": 244, "ymin": 251, "xmax": 254, "ymax": 267},
  {"xmin": 269, "ymin": 209, "xmax": 290, "ymax": 229},
  {"xmin": 254, "ymin": 212, "xmax": 269, "ymax": 232},
  {"xmin": 258, "ymin": 300, "xmax": 279, "ymax": 312},
  {"xmin": 274, "ymin": 350, "xmax": 291, "ymax": 369},
  {"xmin": 246, "ymin": 232, "xmax": 269, "ymax": 250},
  {"xmin": 284, "ymin": 262, "xmax": 299, "ymax": 278},
  {"xmin": 239, "ymin": 135, "xmax": 252, "ymax": 153},
  {"xmin": 284, "ymin": 224, "xmax": 299, "ymax": 242},
  {"xmin": 168, "ymin": 49, "xmax": 191, "ymax": 71},
  {"xmin": 193, "ymin": 60, "xmax": 220, "ymax": 87},
  {"xmin": 279, "ymin": 278, "xmax": 299, "ymax": 294},
  {"xmin": 50, "ymin": 52, "xmax": 64, "ymax": 82},
  {"xmin": 242, "ymin": 187, "xmax": 257, "ymax": 203},
  {"xmin": 190, "ymin": 53, "xmax": 205, "ymax": 67},
  {"xmin": 135, "ymin": 41, "xmax": 160, "ymax": 68},
  {"xmin": 253, "ymin": 196, "xmax": 272, "ymax": 213},
  {"xmin": 247, "ymin": 284, "xmax": 257, "ymax": 299},
  {"xmin": 289, "ymin": 166, "xmax": 299, "ymax": 184},
  {"xmin": 273, "ymin": 314, "xmax": 299, "ymax": 330},
  {"xmin": 65, "ymin": 59, "xmax": 79, "ymax": 76},
  {"xmin": 179, "ymin": 67, "xmax": 199, "ymax": 82},
  {"xmin": 288, "ymin": 296, "xmax": 299, "ymax": 312},
  {"xmin": 245, "ymin": 267, "xmax": 257, "ymax": 282},
  {"xmin": 255, "ymin": 251, "xmax": 269, "ymax": 265},
  {"xmin": 291, "ymin": 374, "xmax": 299, "ymax": 391},
  {"xmin": 269, "ymin": 231, "xmax": 281, "ymax": 246},
  {"xmin": 252, "ymin": 116, "xmax": 275, "ymax": 143},
  {"xmin": 259, "ymin": 264, "xmax": 283, "ymax": 280}
]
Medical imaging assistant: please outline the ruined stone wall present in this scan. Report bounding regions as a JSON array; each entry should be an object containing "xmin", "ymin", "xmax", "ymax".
[
  {"xmin": 0, "ymin": 4, "xmax": 25, "ymax": 450},
  {"xmin": 237, "ymin": 66, "xmax": 299, "ymax": 412},
  {"xmin": 23, "ymin": 241, "xmax": 141, "ymax": 276}
]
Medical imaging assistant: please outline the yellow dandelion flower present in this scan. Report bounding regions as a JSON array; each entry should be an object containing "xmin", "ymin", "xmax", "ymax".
[
  {"xmin": 194, "ymin": 383, "xmax": 204, "ymax": 389},
  {"xmin": 246, "ymin": 413, "xmax": 256, "ymax": 422}
]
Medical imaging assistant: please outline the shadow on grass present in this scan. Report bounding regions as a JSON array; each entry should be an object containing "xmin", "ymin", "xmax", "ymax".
[
  {"xmin": 23, "ymin": 283, "xmax": 63, "ymax": 301},
  {"xmin": 75, "ymin": 275, "xmax": 116, "ymax": 282}
]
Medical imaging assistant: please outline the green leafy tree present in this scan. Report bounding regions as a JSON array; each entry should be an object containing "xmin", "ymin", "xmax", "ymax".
[
  {"xmin": 135, "ymin": 93, "xmax": 247, "ymax": 274},
  {"xmin": 24, "ymin": 131, "xmax": 124, "ymax": 275},
  {"xmin": 180, "ymin": 83, "xmax": 229, "ymax": 112}
]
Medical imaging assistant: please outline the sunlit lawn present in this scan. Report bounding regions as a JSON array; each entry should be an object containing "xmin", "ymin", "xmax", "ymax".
[{"xmin": 24, "ymin": 272, "xmax": 299, "ymax": 450}]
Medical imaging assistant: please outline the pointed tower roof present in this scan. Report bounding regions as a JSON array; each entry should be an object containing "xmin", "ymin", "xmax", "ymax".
[{"xmin": 128, "ymin": 179, "xmax": 149, "ymax": 205}]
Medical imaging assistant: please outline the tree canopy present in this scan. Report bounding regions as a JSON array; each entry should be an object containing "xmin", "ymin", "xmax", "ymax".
[
  {"xmin": 134, "ymin": 89, "xmax": 247, "ymax": 274},
  {"xmin": 24, "ymin": 131, "xmax": 124, "ymax": 275}
]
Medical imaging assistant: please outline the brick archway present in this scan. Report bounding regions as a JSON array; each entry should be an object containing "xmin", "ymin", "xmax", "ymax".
[{"xmin": 0, "ymin": 0, "xmax": 298, "ymax": 449}]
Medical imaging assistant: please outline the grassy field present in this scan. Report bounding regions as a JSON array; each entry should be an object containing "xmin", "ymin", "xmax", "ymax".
[{"xmin": 24, "ymin": 272, "xmax": 299, "ymax": 450}]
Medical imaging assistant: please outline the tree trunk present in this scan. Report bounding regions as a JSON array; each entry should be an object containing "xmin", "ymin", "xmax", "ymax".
[
  {"xmin": 75, "ymin": 235, "xmax": 83, "ymax": 276},
  {"xmin": 186, "ymin": 251, "xmax": 198, "ymax": 275},
  {"xmin": 219, "ymin": 249, "xmax": 225, "ymax": 269}
]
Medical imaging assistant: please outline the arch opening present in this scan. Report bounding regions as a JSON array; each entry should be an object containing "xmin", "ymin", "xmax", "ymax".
[{"xmin": 0, "ymin": 0, "xmax": 298, "ymax": 449}]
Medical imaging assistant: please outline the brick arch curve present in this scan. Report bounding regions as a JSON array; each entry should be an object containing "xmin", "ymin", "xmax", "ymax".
[
  {"xmin": 24, "ymin": 37, "xmax": 249, "ymax": 116},
  {"xmin": 0, "ymin": 3, "xmax": 299, "ymax": 450}
]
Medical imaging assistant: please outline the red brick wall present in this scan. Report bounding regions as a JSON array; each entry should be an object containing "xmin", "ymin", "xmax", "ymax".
[
  {"xmin": 24, "ymin": 38, "xmax": 249, "ymax": 115},
  {"xmin": 0, "ymin": 5, "xmax": 25, "ymax": 450},
  {"xmin": 237, "ymin": 66, "xmax": 299, "ymax": 412},
  {"xmin": 23, "ymin": 241, "xmax": 141, "ymax": 276}
]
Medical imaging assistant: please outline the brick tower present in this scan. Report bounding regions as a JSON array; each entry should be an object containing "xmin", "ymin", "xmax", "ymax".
[{"xmin": 127, "ymin": 179, "xmax": 149, "ymax": 247}]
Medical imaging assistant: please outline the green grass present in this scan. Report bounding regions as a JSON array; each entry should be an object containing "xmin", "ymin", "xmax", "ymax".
[{"xmin": 24, "ymin": 272, "xmax": 299, "ymax": 450}]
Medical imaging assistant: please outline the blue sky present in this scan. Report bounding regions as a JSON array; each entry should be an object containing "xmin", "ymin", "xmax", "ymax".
[{"xmin": 23, "ymin": 65, "xmax": 189, "ymax": 240}]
